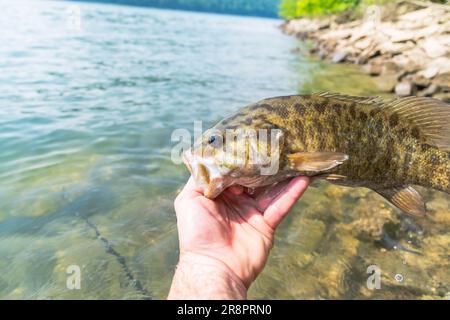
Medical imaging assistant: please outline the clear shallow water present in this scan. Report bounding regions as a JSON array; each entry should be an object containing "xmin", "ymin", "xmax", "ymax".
[{"xmin": 0, "ymin": 0, "xmax": 448, "ymax": 299}]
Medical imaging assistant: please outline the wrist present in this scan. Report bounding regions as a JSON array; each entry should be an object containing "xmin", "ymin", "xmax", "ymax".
[{"xmin": 168, "ymin": 252, "xmax": 247, "ymax": 300}]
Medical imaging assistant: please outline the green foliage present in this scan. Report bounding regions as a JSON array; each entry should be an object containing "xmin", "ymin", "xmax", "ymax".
[
  {"xmin": 280, "ymin": 0, "xmax": 449, "ymax": 19},
  {"xmin": 280, "ymin": 0, "xmax": 360, "ymax": 19}
]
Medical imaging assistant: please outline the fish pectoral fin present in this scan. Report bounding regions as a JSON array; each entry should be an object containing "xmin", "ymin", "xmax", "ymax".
[
  {"xmin": 374, "ymin": 186, "xmax": 426, "ymax": 217},
  {"xmin": 287, "ymin": 152, "xmax": 349, "ymax": 172}
]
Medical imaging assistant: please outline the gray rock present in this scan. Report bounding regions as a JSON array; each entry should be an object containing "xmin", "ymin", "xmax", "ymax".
[
  {"xmin": 332, "ymin": 51, "xmax": 348, "ymax": 63},
  {"xmin": 421, "ymin": 66, "xmax": 439, "ymax": 79},
  {"xmin": 395, "ymin": 82, "xmax": 416, "ymax": 96},
  {"xmin": 418, "ymin": 84, "xmax": 439, "ymax": 97},
  {"xmin": 354, "ymin": 38, "xmax": 372, "ymax": 50},
  {"xmin": 390, "ymin": 30, "xmax": 415, "ymax": 43},
  {"xmin": 421, "ymin": 38, "xmax": 447, "ymax": 58}
]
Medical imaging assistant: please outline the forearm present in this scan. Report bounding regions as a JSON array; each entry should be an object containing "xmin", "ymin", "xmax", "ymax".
[{"xmin": 168, "ymin": 253, "xmax": 247, "ymax": 300}]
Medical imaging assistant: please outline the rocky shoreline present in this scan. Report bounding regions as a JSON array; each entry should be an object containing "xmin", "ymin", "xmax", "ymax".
[{"xmin": 281, "ymin": 0, "xmax": 450, "ymax": 102}]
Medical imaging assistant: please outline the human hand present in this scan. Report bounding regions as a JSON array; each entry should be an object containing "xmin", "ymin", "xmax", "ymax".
[{"xmin": 169, "ymin": 176, "xmax": 309, "ymax": 299}]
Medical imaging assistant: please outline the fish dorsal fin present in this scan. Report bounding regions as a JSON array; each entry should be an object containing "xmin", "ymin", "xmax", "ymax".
[
  {"xmin": 288, "ymin": 151, "xmax": 349, "ymax": 172},
  {"xmin": 382, "ymin": 96, "xmax": 450, "ymax": 151},
  {"xmin": 374, "ymin": 186, "xmax": 426, "ymax": 217},
  {"xmin": 316, "ymin": 93, "xmax": 450, "ymax": 151},
  {"xmin": 314, "ymin": 92, "xmax": 384, "ymax": 106}
]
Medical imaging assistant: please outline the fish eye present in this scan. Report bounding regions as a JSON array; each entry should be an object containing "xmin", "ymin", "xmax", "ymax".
[
  {"xmin": 206, "ymin": 133, "xmax": 223, "ymax": 148},
  {"xmin": 208, "ymin": 135, "xmax": 216, "ymax": 144}
]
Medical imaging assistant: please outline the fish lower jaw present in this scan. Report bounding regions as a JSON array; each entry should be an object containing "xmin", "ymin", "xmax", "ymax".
[{"xmin": 202, "ymin": 179, "xmax": 227, "ymax": 199}]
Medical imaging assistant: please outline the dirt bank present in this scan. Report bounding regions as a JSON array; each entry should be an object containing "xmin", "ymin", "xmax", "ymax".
[{"xmin": 281, "ymin": 0, "xmax": 450, "ymax": 102}]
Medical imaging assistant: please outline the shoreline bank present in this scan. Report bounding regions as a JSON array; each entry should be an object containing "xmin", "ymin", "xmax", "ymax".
[{"xmin": 281, "ymin": 0, "xmax": 450, "ymax": 102}]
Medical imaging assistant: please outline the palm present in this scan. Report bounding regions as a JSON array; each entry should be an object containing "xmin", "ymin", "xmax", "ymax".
[{"xmin": 174, "ymin": 176, "xmax": 309, "ymax": 287}]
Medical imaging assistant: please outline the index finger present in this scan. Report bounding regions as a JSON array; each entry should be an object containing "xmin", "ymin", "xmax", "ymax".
[{"xmin": 263, "ymin": 176, "xmax": 309, "ymax": 229}]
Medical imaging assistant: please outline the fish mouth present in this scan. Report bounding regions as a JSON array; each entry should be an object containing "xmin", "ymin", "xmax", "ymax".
[{"xmin": 182, "ymin": 150, "xmax": 227, "ymax": 199}]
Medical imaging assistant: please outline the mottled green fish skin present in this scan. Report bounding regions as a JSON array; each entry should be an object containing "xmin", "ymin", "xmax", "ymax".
[{"xmin": 219, "ymin": 94, "xmax": 450, "ymax": 193}]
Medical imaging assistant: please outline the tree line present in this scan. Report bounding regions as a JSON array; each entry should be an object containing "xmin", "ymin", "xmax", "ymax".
[{"xmin": 74, "ymin": 0, "xmax": 280, "ymax": 18}]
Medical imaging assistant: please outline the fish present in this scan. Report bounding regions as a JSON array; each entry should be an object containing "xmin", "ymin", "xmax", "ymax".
[{"xmin": 182, "ymin": 92, "xmax": 450, "ymax": 217}]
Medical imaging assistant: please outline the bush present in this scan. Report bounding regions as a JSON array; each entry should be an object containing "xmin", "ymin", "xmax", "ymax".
[
  {"xmin": 280, "ymin": 0, "xmax": 448, "ymax": 19},
  {"xmin": 279, "ymin": 0, "xmax": 360, "ymax": 19}
]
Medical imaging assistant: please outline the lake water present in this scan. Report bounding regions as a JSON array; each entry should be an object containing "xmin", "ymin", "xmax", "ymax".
[{"xmin": 0, "ymin": 0, "xmax": 448, "ymax": 299}]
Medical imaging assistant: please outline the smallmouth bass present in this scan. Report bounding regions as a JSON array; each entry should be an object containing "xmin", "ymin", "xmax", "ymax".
[{"xmin": 183, "ymin": 92, "xmax": 450, "ymax": 216}]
